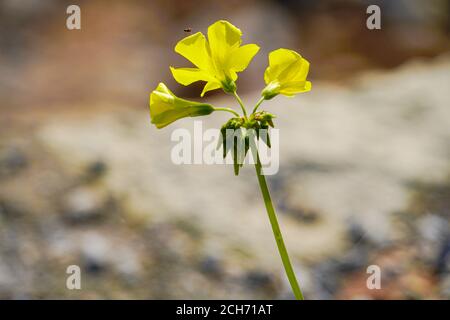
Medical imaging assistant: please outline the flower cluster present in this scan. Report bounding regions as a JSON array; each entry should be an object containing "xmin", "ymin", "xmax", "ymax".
[{"xmin": 150, "ymin": 20, "xmax": 311, "ymax": 173}]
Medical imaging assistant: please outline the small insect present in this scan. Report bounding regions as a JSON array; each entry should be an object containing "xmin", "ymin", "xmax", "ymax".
[{"xmin": 184, "ymin": 28, "xmax": 192, "ymax": 33}]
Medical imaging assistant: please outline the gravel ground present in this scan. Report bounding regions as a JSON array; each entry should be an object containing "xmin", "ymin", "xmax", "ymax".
[{"xmin": 0, "ymin": 55, "xmax": 449, "ymax": 299}]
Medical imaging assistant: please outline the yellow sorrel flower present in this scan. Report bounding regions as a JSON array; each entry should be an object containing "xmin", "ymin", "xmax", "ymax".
[
  {"xmin": 170, "ymin": 20, "xmax": 260, "ymax": 97},
  {"xmin": 261, "ymin": 48, "xmax": 311, "ymax": 100},
  {"xmin": 149, "ymin": 83, "xmax": 214, "ymax": 128},
  {"xmin": 149, "ymin": 20, "xmax": 312, "ymax": 300}
]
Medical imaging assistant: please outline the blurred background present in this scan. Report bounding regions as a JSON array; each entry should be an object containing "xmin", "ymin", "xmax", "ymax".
[{"xmin": 0, "ymin": 0, "xmax": 449, "ymax": 299}]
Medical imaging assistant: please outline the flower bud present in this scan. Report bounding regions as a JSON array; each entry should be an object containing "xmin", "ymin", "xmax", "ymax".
[{"xmin": 149, "ymin": 83, "xmax": 214, "ymax": 129}]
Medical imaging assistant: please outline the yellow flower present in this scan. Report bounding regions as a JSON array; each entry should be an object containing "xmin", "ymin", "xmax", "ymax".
[
  {"xmin": 149, "ymin": 83, "xmax": 214, "ymax": 129},
  {"xmin": 170, "ymin": 20, "xmax": 260, "ymax": 97},
  {"xmin": 261, "ymin": 48, "xmax": 311, "ymax": 99}
]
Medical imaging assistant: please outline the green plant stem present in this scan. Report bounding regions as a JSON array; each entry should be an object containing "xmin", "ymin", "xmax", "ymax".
[
  {"xmin": 214, "ymin": 107, "xmax": 240, "ymax": 117},
  {"xmin": 254, "ymin": 154, "xmax": 304, "ymax": 300},
  {"xmin": 252, "ymin": 96, "xmax": 265, "ymax": 114},
  {"xmin": 232, "ymin": 91, "xmax": 248, "ymax": 119}
]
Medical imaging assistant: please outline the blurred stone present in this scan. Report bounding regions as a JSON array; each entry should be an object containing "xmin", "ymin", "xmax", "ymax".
[
  {"xmin": 439, "ymin": 274, "xmax": 450, "ymax": 299},
  {"xmin": 435, "ymin": 236, "xmax": 450, "ymax": 275},
  {"xmin": 418, "ymin": 214, "xmax": 448, "ymax": 243},
  {"xmin": 285, "ymin": 206, "xmax": 320, "ymax": 224},
  {"xmin": 243, "ymin": 270, "xmax": 277, "ymax": 293},
  {"xmin": 0, "ymin": 146, "xmax": 27, "ymax": 177},
  {"xmin": 61, "ymin": 187, "xmax": 112, "ymax": 224},
  {"xmin": 83, "ymin": 160, "xmax": 108, "ymax": 182},
  {"xmin": 417, "ymin": 214, "xmax": 449, "ymax": 264},
  {"xmin": 346, "ymin": 220, "xmax": 369, "ymax": 246},
  {"xmin": 198, "ymin": 256, "xmax": 223, "ymax": 278},
  {"xmin": 0, "ymin": 199, "xmax": 25, "ymax": 220},
  {"xmin": 0, "ymin": 262, "xmax": 15, "ymax": 298},
  {"xmin": 313, "ymin": 260, "xmax": 341, "ymax": 299},
  {"xmin": 80, "ymin": 233, "xmax": 110, "ymax": 275},
  {"xmin": 312, "ymin": 247, "xmax": 370, "ymax": 299},
  {"xmin": 112, "ymin": 246, "xmax": 143, "ymax": 285},
  {"xmin": 336, "ymin": 247, "xmax": 369, "ymax": 274}
]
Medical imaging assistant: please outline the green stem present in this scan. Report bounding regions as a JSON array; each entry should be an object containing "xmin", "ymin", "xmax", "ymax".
[
  {"xmin": 232, "ymin": 91, "xmax": 248, "ymax": 119},
  {"xmin": 254, "ymin": 154, "xmax": 304, "ymax": 300},
  {"xmin": 252, "ymin": 96, "xmax": 265, "ymax": 114},
  {"xmin": 213, "ymin": 107, "xmax": 240, "ymax": 117}
]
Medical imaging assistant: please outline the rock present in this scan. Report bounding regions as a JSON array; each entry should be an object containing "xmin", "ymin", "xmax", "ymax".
[
  {"xmin": 242, "ymin": 270, "xmax": 277, "ymax": 292},
  {"xmin": 0, "ymin": 199, "xmax": 25, "ymax": 220},
  {"xmin": 435, "ymin": 235, "xmax": 450, "ymax": 275},
  {"xmin": 418, "ymin": 214, "xmax": 448, "ymax": 243},
  {"xmin": 0, "ymin": 262, "xmax": 15, "ymax": 299},
  {"xmin": 112, "ymin": 247, "xmax": 143, "ymax": 285},
  {"xmin": 417, "ymin": 214, "xmax": 449, "ymax": 264},
  {"xmin": 284, "ymin": 206, "xmax": 321, "ymax": 224},
  {"xmin": 439, "ymin": 274, "xmax": 450, "ymax": 299},
  {"xmin": 61, "ymin": 186, "xmax": 113, "ymax": 224},
  {"xmin": 198, "ymin": 256, "xmax": 223, "ymax": 278},
  {"xmin": 336, "ymin": 247, "xmax": 369, "ymax": 274},
  {"xmin": 83, "ymin": 160, "xmax": 108, "ymax": 182},
  {"xmin": 0, "ymin": 146, "xmax": 27, "ymax": 177},
  {"xmin": 80, "ymin": 233, "xmax": 111, "ymax": 275},
  {"xmin": 313, "ymin": 260, "xmax": 341, "ymax": 299},
  {"xmin": 346, "ymin": 221, "xmax": 369, "ymax": 246}
]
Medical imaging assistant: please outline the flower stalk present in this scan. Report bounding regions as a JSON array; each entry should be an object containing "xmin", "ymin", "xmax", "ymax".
[
  {"xmin": 213, "ymin": 107, "xmax": 240, "ymax": 117},
  {"xmin": 252, "ymin": 96, "xmax": 265, "ymax": 114},
  {"xmin": 232, "ymin": 91, "xmax": 248, "ymax": 120},
  {"xmin": 254, "ymin": 153, "xmax": 304, "ymax": 300}
]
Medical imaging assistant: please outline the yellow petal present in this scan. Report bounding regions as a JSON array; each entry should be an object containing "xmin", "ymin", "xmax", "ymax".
[
  {"xmin": 149, "ymin": 83, "xmax": 215, "ymax": 129},
  {"xmin": 170, "ymin": 67, "xmax": 214, "ymax": 86},
  {"xmin": 150, "ymin": 83, "xmax": 174, "ymax": 106},
  {"xmin": 278, "ymin": 56, "xmax": 309, "ymax": 83},
  {"xmin": 207, "ymin": 20, "xmax": 242, "ymax": 67},
  {"xmin": 149, "ymin": 83, "xmax": 175, "ymax": 124},
  {"xmin": 228, "ymin": 44, "xmax": 260, "ymax": 72},
  {"xmin": 264, "ymin": 48, "xmax": 301, "ymax": 84},
  {"xmin": 200, "ymin": 81, "xmax": 222, "ymax": 97},
  {"xmin": 278, "ymin": 80, "xmax": 312, "ymax": 96},
  {"xmin": 174, "ymin": 32, "xmax": 211, "ymax": 70},
  {"xmin": 293, "ymin": 58, "xmax": 310, "ymax": 82}
]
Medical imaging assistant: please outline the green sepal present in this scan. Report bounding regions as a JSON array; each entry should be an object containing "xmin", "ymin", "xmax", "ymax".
[{"xmin": 219, "ymin": 111, "xmax": 276, "ymax": 175}]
